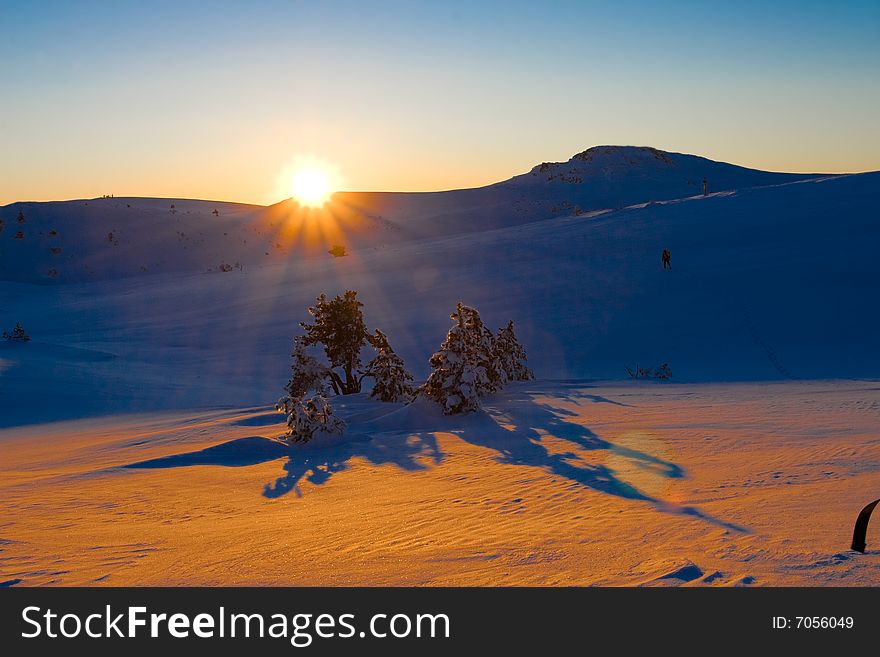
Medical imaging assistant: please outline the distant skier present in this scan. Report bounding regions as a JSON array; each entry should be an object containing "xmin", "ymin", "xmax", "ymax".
[
  {"xmin": 702, "ymin": 178, "xmax": 708, "ymax": 196},
  {"xmin": 662, "ymin": 248, "xmax": 671, "ymax": 270}
]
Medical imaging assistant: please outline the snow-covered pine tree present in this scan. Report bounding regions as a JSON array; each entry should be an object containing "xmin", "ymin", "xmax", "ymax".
[
  {"xmin": 280, "ymin": 394, "xmax": 346, "ymax": 444},
  {"xmin": 286, "ymin": 337, "xmax": 327, "ymax": 398},
  {"xmin": 300, "ymin": 291, "xmax": 369, "ymax": 394},
  {"xmin": 494, "ymin": 320, "xmax": 534, "ymax": 383},
  {"xmin": 276, "ymin": 336, "xmax": 329, "ymax": 420},
  {"xmin": 364, "ymin": 329, "xmax": 415, "ymax": 402},
  {"xmin": 465, "ymin": 305, "xmax": 502, "ymax": 396},
  {"xmin": 420, "ymin": 303, "xmax": 500, "ymax": 414},
  {"xmin": 275, "ymin": 338, "xmax": 346, "ymax": 444}
]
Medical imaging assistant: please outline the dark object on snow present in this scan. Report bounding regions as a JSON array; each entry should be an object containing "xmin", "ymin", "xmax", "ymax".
[
  {"xmin": 3, "ymin": 322, "xmax": 30, "ymax": 342},
  {"xmin": 851, "ymin": 498, "xmax": 880, "ymax": 553},
  {"xmin": 662, "ymin": 248, "xmax": 671, "ymax": 270},
  {"xmin": 328, "ymin": 244, "xmax": 347, "ymax": 257},
  {"xmin": 625, "ymin": 363, "xmax": 672, "ymax": 380},
  {"xmin": 654, "ymin": 363, "xmax": 672, "ymax": 380},
  {"xmin": 702, "ymin": 178, "xmax": 708, "ymax": 196}
]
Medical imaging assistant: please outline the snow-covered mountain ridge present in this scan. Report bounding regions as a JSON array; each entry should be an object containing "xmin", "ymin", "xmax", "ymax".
[{"xmin": 0, "ymin": 146, "xmax": 836, "ymax": 284}]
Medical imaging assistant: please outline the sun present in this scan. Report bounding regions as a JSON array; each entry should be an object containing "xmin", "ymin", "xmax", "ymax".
[
  {"xmin": 291, "ymin": 167, "xmax": 333, "ymax": 207},
  {"xmin": 275, "ymin": 155, "xmax": 343, "ymax": 208}
]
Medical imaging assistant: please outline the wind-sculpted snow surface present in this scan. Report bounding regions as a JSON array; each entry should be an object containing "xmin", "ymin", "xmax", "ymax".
[{"xmin": 1, "ymin": 382, "xmax": 878, "ymax": 586}]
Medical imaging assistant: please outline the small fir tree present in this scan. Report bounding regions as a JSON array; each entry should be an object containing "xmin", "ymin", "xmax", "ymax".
[
  {"xmin": 275, "ymin": 338, "xmax": 345, "ymax": 444},
  {"xmin": 278, "ymin": 337, "xmax": 328, "ymax": 403},
  {"xmin": 279, "ymin": 395, "xmax": 346, "ymax": 444},
  {"xmin": 494, "ymin": 320, "xmax": 534, "ymax": 383},
  {"xmin": 463, "ymin": 304, "xmax": 502, "ymax": 396},
  {"xmin": 4, "ymin": 322, "xmax": 27, "ymax": 341},
  {"xmin": 2, "ymin": 322, "xmax": 30, "ymax": 342},
  {"xmin": 364, "ymin": 329, "xmax": 414, "ymax": 402},
  {"xmin": 653, "ymin": 363, "xmax": 672, "ymax": 380}
]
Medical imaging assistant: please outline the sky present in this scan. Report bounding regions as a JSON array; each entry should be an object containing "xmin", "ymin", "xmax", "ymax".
[{"xmin": 1, "ymin": 0, "xmax": 878, "ymax": 205}]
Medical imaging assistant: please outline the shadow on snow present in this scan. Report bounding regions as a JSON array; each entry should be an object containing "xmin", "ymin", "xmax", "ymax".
[{"xmin": 123, "ymin": 387, "xmax": 746, "ymax": 532}]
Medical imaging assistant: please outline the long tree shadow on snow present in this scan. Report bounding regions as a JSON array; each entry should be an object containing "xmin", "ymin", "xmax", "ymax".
[
  {"xmin": 402, "ymin": 388, "xmax": 746, "ymax": 533},
  {"xmin": 124, "ymin": 389, "xmax": 746, "ymax": 532},
  {"xmin": 487, "ymin": 387, "xmax": 685, "ymax": 480},
  {"xmin": 262, "ymin": 431, "xmax": 443, "ymax": 498}
]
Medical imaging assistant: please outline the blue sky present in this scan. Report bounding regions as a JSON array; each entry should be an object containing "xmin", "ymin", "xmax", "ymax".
[{"xmin": 1, "ymin": 0, "xmax": 878, "ymax": 203}]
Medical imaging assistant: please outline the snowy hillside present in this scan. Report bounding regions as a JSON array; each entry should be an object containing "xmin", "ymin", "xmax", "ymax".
[
  {"xmin": 0, "ymin": 149, "xmax": 878, "ymax": 426},
  {"xmin": 0, "ymin": 196, "xmax": 404, "ymax": 284},
  {"xmin": 0, "ymin": 146, "xmax": 820, "ymax": 283}
]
